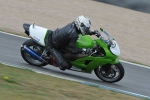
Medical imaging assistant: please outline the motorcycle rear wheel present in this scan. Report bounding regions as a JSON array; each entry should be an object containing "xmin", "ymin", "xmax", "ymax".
[
  {"xmin": 94, "ymin": 63, "xmax": 124, "ymax": 83},
  {"xmin": 21, "ymin": 39, "xmax": 48, "ymax": 67}
]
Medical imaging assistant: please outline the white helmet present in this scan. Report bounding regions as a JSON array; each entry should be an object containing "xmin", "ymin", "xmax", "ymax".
[{"xmin": 75, "ymin": 15, "xmax": 91, "ymax": 35}]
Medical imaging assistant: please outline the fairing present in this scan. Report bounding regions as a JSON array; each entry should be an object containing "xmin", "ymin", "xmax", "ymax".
[
  {"xmin": 29, "ymin": 24, "xmax": 48, "ymax": 46},
  {"xmin": 110, "ymin": 40, "xmax": 120, "ymax": 56},
  {"xmin": 71, "ymin": 36, "xmax": 120, "ymax": 72}
]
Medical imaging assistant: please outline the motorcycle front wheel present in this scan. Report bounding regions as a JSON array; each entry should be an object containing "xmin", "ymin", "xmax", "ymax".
[{"xmin": 94, "ymin": 63, "xmax": 125, "ymax": 83}]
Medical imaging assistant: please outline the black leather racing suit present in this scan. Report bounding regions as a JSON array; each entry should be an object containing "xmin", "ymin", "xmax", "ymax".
[{"xmin": 46, "ymin": 21, "xmax": 96, "ymax": 70}]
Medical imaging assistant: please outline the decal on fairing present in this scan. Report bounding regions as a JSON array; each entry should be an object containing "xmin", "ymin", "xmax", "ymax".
[{"xmin": 32, "ymin": 36, "xmax": 40, "ymax": 42}]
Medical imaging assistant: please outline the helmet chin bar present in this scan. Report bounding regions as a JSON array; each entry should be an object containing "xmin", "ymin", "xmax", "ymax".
[
  {"xmin": 80, "ymin": 25, "xmax": 90, "ymax": 35},
  {"xmin": 80, "ymin": 28, "xmax": 86, "ymax": 35}
]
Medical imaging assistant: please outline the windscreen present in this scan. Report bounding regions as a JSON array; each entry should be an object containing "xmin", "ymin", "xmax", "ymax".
[{"xmin": 99, "ymin": 29, "xmax": 113, "ymax": 46}]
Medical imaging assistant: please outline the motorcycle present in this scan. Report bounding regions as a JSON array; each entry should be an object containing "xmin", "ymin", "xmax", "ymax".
[{"xmin": 20, "ymin": 23, "xmax": 125, "ymax": 83}]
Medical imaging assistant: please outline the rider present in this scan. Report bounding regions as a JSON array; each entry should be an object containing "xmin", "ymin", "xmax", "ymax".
[{"xmin": 46, "ymin": 15, "xmax": 100, "ymax": 71}]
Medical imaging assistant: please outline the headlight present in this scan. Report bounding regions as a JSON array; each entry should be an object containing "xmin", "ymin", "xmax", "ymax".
[{"xmin": 111, "ymin": 41, "xmax": 116, "ymax": 48}]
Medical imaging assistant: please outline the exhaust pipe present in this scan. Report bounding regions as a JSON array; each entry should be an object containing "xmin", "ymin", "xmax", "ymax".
[{"xmin": 23, "ymin": 45, "xmax": 46, "ymax": 62}]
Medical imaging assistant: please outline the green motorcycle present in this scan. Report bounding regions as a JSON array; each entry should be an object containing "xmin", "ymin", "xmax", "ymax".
[{"xmin": 21, "ymin": 23, "xmax": 124, "ymax": 83}]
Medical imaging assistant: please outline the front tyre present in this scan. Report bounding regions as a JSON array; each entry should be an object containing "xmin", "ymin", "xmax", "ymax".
[
  {"xmin": 94, "ymin": 63, "xmax": 124, "ymax": 83},
  {"xmin": 21, "ymin": 39, "xmax": 48, "ymax": 67}
]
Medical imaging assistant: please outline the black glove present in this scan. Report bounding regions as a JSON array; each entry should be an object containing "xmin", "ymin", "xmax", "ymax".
[
  {"xmin": 94, "ymin": 30, "xmax": 101, "ymax": 37},
  {"xmin": 90, "ymin": 30, "xmax": 101, "ymax": 37}
]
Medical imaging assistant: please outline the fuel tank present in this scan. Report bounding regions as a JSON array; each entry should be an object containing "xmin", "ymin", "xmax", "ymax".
[{"xmin": 76, "ymin": 34, "xmax": 94, "ymax": 48}]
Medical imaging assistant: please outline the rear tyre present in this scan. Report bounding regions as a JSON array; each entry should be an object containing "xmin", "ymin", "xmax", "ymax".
[
  {"xmin": 20, "ymin": 39, "xmax": 48, "ymax": 67},
  {"xmin": 94, "ymin": 63, "xmax": 124, "ymax": 83}
]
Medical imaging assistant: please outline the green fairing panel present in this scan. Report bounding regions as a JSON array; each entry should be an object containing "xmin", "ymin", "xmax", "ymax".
[
  {"xmin": 95, "ymin": 39, "xmax": 117, "ymax": 58},
  {"xmin": 72, "ymin": 38, "xmax": 119, "ymax": 72},
  {"xmin": 76, "ymin": 34, "xmax": 94, "ymax": 48},
  {"xmin": 71, "ymin": 56, "xmax": 120, "ymax": 72}
]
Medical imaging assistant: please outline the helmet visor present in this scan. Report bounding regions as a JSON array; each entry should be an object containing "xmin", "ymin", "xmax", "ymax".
[{"xmin": 81, "ymin": 25, "xmax": 90, "ymax": 34}]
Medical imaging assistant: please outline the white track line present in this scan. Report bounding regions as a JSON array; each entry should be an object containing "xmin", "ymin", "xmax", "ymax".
[
  {"xmin": 120, "ymin": 60, "xmax": 150, "ymax": 69},
  {"xmin": 0, "ymin": 31, "xmax": 29, "ymax": 39}
]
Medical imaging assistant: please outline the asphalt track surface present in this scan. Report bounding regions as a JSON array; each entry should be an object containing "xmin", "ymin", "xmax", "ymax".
[{"xmin": 0, "ymin": 32, "xmax": 150, "ymax": 97}]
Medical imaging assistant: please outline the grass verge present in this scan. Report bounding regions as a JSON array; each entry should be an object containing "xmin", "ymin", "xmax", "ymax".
[{"xmin": 0, "ymin": 63, "xmax": 143, "ymax": 100}]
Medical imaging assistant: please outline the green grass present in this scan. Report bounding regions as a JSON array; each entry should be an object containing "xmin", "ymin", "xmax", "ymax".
[{"xmin": 0, "ymin": 63, "xmax": 144, "ymax": 100}]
